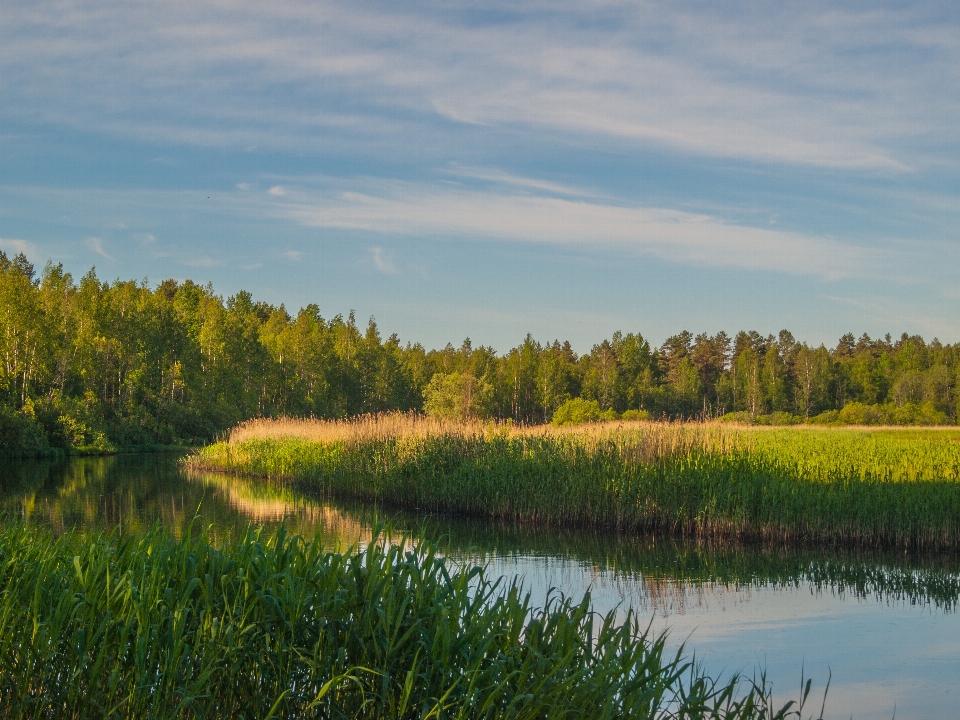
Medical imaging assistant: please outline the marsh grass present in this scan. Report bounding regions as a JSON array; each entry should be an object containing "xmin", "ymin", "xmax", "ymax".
[
  {"xmin": 190, "ymin": 414, "xmax": 960, "ymax": 550},
  {"xmin": 0, "ymin": 522, "xmax": 814, "ymax": 719}
]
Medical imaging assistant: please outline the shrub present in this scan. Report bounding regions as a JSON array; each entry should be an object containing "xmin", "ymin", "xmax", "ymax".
[
  {"xmin": 890, "ymin": 401, "xmax": 950, "ymax": 426},
  {"xmin": 32, "ymin": 392, "xmax": 99, "ymax": 448},
  {"xmin": 809, "ymin": 410, "xmax": 840, "ymax": 425},
  {"xmin": 620, "ymin": 408, "xmax": 649, "ymax": 421},
  {"xmin": 0, "ymin": 405, "xmax": 50, "ymax": 457},
  {"xmin": 551, "ymin": 398, "xmax": 604, "ymax": 425},
  {"xmin": 718, "ymin": 411, "xmax": 753, "ymax": 425},
  {"xmin": 838, "ymin": 402, "xmax": 886, "ymax": 426}
]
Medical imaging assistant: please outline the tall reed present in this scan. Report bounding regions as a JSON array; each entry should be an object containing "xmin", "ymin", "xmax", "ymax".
[
  {"xmin": 189, "ymin": 415, "xmax": 960, "ymax": 550},
  {"xmin": 0, "ymin": 522, "xmax": 813, "ymax": 719}
]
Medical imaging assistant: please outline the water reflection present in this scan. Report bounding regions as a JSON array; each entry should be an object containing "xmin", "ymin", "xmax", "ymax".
[{"xmin": 2, "ymin": 453, "xmax": 958, "ymax": 612}]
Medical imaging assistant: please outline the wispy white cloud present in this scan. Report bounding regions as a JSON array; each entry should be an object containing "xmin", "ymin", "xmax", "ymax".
[
  {"xmin": 369, "ymin": 246, "xmax": 398, "ymax": 275},
  {"xmin": 3, "ymin": 1, "xmax": 957, "ymax": 169},
  {"xmin": 281, "ymin": 250, "xmax": 301, "ymax": 261},
  {"xmin": 0, "ymin": 236, "xmax": 39, "ymax": 257},
  {"xmin": 271, "ymin": 176, "xmax": 885, "ymax": 281},
  {"xmin": 86, "ymin": 236, "xmax": 113, "ymax": 260},
  {"xmin": 444, "ymin": 165, "xmax": 601, "ymax": 198},
  {"xmin": 268, "ymin": 185, "xmax": 287, "ymax": 196},
  {"xmin": 0, "ymin": 176, "xmax": 903, "ymax": 282}
]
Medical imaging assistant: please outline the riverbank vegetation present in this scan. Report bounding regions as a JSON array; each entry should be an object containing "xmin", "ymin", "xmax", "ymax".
[
  {"xmin": 2, "ymin": 251, "xmax": 959, "ymax": 456},
  {"xmin": 189, "ymin": 416, "xmax": 960, "ymax": 550},
  {"xmin": 4, "ymin": 452, "xmax": 958, "ymax": 609},
  {"xmin": 0, "ymin": 522, "xmax": 816, "ymax": 719}
]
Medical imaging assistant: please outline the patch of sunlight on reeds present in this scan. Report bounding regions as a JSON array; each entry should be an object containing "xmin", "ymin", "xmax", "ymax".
[
  {"xmin": 228, "ymin": 412, "xmax": 483, "ymax": 444},
  {"xmin": 225, "ymin": 413, "xmax": 746, "ymax": 461}
]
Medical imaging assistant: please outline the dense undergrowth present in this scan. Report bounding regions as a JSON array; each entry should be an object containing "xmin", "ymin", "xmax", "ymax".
[
  {"xmin": 188, "ymin": 418, "xmax": 960, "ymax": 550},
  {"xmin": 0, "ymin": 523, "xmax": 815, "ymax": 719}
]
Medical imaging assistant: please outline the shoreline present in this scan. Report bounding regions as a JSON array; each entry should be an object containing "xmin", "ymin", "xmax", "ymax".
[
  {"xmin": 0, "ymin": 444, "xmax": 194, "ymax": 460},
  {"xmin": 186, "ymin": 420, "xmax": 960, "ymax": 551}
]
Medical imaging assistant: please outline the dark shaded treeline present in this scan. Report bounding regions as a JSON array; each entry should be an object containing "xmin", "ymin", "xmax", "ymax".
[{"xmin": 2, "ymin": 253, "xmax": 958, "ymax": 452}]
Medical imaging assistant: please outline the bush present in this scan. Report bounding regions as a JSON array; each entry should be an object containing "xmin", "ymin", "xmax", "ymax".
[
  {"xmin": 0, "ymin": 405, "xmax": 50, "ymax": 457},
  {"xmin": 32, "ymin": 392, "xmax": 99, "ymax": 448},
  {"xmin": 551, "ymin": 398, "xmax": 604, "ymax": 426},
  {"xmin": 830, "ymin": 401, "xmax": 951, "ymax": 427},
  {"xmin": 620, "ymin": 408, "xmax": 649, "ymax": 421},
  {"xmin": 890, "ymin": 401, "xmax": 950, "ymax": 426},
  {"xmin": 718, "ymin": 411, "xmax": 800, "ymax": 426},
  {"xmin": 838, "ymin": 402, "xmax": 886, "ymax": 426},
  {"xmin": 718, "ymin": 411, "xmax": 753, "ymax": 425}
]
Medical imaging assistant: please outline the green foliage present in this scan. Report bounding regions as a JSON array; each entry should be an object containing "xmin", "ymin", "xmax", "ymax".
[
  {"xmin": 621, "ymin": 408, "xmax": 650, "ymax": 421},
  {"xmin": 0, "ymin": 523, "xmax": 806, "ymax": 719},
  {"xmin": 422, "ymin": 372, "xmax": 494, "ymax": 420},
  {"xmin": 718, "ymin": 412, "xmax": 801, "ymax": 426},
  {"xmin": 0, "ymin": 405, "xmax": 50, "ymax": 457},
  {"xmin": 193, "ymin": 425, "xmax": 960, "ymax": 550},
  {"xmin": 0, "ymin": 257, "xmax": 425, "ymax": 453},
  {"xmin": 1, "ymin": 250, "xmax": 958, "ymax": 455},
  {"xmin": 811, "ymin": 402, "xmax": 951, "ymax": 427},
  {"xmin": 551, "ymin": 398, "xmax": 605, "ymax": 425}
]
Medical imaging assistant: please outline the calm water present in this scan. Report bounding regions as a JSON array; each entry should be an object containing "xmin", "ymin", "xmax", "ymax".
[{"xmin": 2, "ymin": 453, "xmax": 959, "ymax": 718}]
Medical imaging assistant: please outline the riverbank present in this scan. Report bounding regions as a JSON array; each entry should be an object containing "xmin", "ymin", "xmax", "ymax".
[
  {"xmin": 187, "ymin": 416, "xmax": 960, "ymax": 550},
  {"xmin": 0, "ymin": 443, "xmax": 192, "ymax": 460},
  {"xmin": 0, "ymin": 522, "xmax": 809, "ymax": 719}
]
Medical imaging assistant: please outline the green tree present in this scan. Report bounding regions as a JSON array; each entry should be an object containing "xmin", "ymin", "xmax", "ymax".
[
  {"xmin": 422, "ymin": 372, "xmax": 493, "ymax": 420},
  {"xmin": 794, "ymin": 345, "xmax": 832, "ymax": 418}
]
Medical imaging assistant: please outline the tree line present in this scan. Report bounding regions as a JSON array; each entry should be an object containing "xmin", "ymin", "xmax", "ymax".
[{"xmin": 1, "ymin": 253, "xmax": 958, "ymax": 453}]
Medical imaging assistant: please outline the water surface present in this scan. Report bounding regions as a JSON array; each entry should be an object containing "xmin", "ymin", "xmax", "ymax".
[{"xmin": 2, "ymin": 453, "xmax": 958, "ymax": 718}]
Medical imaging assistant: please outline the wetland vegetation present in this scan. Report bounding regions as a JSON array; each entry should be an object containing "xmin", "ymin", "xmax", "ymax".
[
  {"xmin": 0, "ymin": 521, "xmax": 825, "ymax": 719},
  {"xmin": 190, "ymin": 416, "xmax": 960, "ymax": 550},
  {"xmin": 4, "ymin": 452, "xmax": 960, "ymax": 612},
  {"xmin": 4, "ymin": 451, "xmax": 960, "ymax": 718}
]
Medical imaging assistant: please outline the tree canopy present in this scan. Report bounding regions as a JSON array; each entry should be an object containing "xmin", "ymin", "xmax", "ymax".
[{"xmin": 1, "ymin": 254, "xmax": 958, "ymax": 454}]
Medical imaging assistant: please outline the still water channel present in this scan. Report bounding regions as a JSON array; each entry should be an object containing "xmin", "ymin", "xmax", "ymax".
[{"xmin": 2, "ymin": 453, "xmax": 958, "ymax": 718}]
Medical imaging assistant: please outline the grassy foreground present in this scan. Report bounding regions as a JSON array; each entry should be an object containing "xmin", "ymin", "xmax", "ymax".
[
  {"xmin": 189, "ymin": 416, "xmax": 960, "ymax": 550},
  {"xmin": 0, "ymin": 523, "xmax": 813, "ymax": 720}
]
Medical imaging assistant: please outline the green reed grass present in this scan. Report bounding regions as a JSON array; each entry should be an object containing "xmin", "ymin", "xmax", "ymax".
[
  {"xmin": 0, "ymin": 523, "xmax": 813, "ymax": 719},
  {"xmin": 188, "ymin": 422, "xmax": 960, "ymax": 550}
]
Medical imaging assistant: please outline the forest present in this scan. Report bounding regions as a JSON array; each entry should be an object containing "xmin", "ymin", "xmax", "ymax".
[{"xmin": 1, "ymin": 251, "xmax": 958, "ymax": 454}]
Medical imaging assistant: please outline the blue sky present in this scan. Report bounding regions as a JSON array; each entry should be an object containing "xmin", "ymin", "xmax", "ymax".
[{"xmin": 3, "ymin": 0, "xmax": 959, "ymax": 352}]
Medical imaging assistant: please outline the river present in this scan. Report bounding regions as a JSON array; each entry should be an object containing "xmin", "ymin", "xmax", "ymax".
[{"xmin": 1, "ymin": 452, "xmax": 957, "ymax": 718}]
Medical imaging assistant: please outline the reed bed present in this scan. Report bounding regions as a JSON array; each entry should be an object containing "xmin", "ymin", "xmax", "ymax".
[
  {"xmin": 0, "ymin": 523, "xmax": 812, "ymax": 719},
  {"xmin": 226, "ymin": 414, "xmax": 677, "ymax": 444},
  {"xmin": 190, "ymin": 415, "xmax": 960, "ymax": 550}
]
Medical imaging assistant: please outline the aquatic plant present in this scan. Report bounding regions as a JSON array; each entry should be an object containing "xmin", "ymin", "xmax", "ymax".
[{"xmin": 0, "ymin": 522, "xmax": 813, "ymax": 719}]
